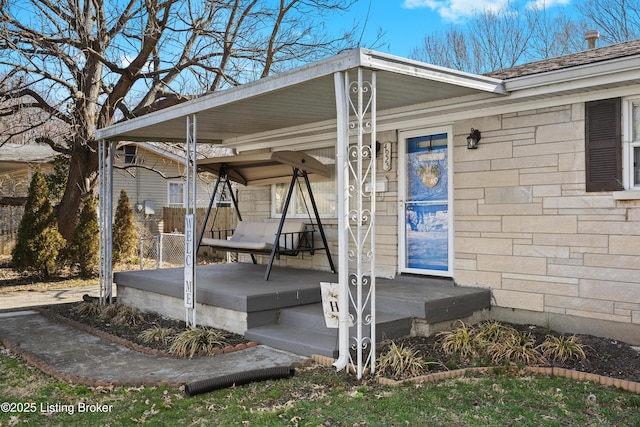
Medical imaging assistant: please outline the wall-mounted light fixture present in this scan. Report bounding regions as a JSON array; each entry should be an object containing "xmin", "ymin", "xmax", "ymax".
[{"xmin": 467, "ymin": 128, "xmax": 481, "ymax": 149}]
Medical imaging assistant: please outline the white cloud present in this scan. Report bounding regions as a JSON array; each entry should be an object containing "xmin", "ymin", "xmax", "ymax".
[
  {"xmin": 403, "ymin": 0, "xmax": 514, "ymax": 22},
  {"xmin": 120, "ymin": 55, "xmax": 151, "ymax": 73},
  {"xmin": 525, "ymin": 0, "xmax": 571, "ymax": 9}
]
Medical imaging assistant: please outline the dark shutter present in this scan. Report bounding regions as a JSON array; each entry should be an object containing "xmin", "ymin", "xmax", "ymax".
[{"xmin": 585, "ymin": 98, "xmax": 622, "ymax": 192}]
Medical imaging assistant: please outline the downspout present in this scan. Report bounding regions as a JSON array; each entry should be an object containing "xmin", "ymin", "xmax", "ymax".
[
  {"xmin": 333, "ymin": 71, "xmax": 350, "ymax": 371},
  {"xmin": 98, "ymin": 140, "xmax": 114, "ymax": 305}
]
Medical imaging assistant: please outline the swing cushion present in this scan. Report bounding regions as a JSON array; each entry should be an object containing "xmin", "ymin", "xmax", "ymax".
[{"xmin": 201, "ymin": 220, "xmax": 307, "ymax": 252}]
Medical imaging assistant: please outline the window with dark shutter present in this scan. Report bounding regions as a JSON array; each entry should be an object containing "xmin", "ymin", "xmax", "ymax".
[{"xmin": 585, "ymin": 98, "xmax": 622, "ymax": 192}]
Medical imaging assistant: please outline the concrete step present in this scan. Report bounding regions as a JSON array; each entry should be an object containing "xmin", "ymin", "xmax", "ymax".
[
  {"xmin": 377, "ymin": 279, "xmax": 491, "ymax": 323},
  {"xmin": 278, "ymin": 303, "xmax": 329, "ymax": 333},
  {"xmin": 245, "ymin": 324, "xmax": 338, "ymax": 358},
  {"xmin": 245, "ymin": 303, "xmax": 413, "ymax": 357}
]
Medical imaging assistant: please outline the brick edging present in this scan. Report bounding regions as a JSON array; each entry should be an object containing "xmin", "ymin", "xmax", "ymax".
[
  {"xmin": 310, "ymin": 355, "xmax": 640, "ymax": 394},
  {"xmin": 33, "ymin": 307, "xmax": 258, "ymax": 357}
]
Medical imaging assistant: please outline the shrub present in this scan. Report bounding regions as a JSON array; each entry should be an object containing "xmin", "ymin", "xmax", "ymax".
[
  {"xmin": 66, "ymin": 195, "xmax": 99, "ymax": 278},
  {"xmin": 170, "ymin": 327, "xmax": 229, "ymax": 358},
  {"xmin": 44, "ymin": 154, "xmax": 69, "ymax": 205},
  {"xmin": 377, "ymin": 342, "xmax": 429, "ymax": 380},
  {"xmin": 112, "ymin": 189, "xmax": 138, "ymax": 264},
  {"xmin": 12, "ymin": 167, "xmax": 66, "ymax": 278}
]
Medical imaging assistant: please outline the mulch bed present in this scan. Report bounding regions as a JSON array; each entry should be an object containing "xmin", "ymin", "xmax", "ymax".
[
  {"xmin": 41, "ymin": 301, "xmax": 252, "ymax": 357},
  {"xmin": 382, "ymin": 323, "xmax": 640, "ymax": 383}
]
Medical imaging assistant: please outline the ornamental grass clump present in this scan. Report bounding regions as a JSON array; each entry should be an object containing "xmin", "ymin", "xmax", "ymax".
[
  {"xmin": 71, "ymin": 301, "xmax": 102, "ymax": 317},
  {"xmin": 539, "ymin": 334, "xmax": 587, "ymax": 363},
  {"xmin": 138, "ymin": 326, "xmax": 176, "ymax": 346},
  {"xmin": 170, "ymin": 327, "xmax": 229, "ymax": 358},
  {"xmin": 111, "ymin": 305, "xmax": 145, "ymax": 326},
  {"xmin": 475, "ymin": 320, "xmax": 514, "ymax": 345},
  {"xmin": 487, "ymin": 329, "xmax": 543, "ymax": 367},
  {"xmin": 377, "ymin": 342, "xmax": 429, "ymax": 380},
  {"xmin": 437, "ymin": 321, "xmax": 483, "ymax": 361},
  {"xmin": 98, "ymin": 303, "xmax": 121, "ymax": 321}
]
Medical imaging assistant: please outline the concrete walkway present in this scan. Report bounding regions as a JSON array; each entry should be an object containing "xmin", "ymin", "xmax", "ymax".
[
  {"xmin": 0, "ymin": 285, "xmax": 101, "ymax": 312},
  {"xmin": 0, "ymin": 287, "xmax": 307, "ymax": 387}
]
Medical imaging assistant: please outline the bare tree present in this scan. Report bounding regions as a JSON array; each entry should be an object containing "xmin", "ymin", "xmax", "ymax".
[
  {"xmin": 528, "ymin": 5, "xmax": 588, "ymax": 59},
  {"xmin": 410, "ymin": 2, "xmax": 586, "ymax": 74},
  {"xmin": 577, "ymin": 0, "xmax": 640, "ymax": 44},
  {"xmin": 0, "ymin": 0, "xmax": 357, "ymax": 240},
  {"xmin": 411, "ymin": 3, "xmax": 536, "ymax": 74},
  {"xmin": 410, "ymin": 29, "xmax": 479, "ymax": 74}
]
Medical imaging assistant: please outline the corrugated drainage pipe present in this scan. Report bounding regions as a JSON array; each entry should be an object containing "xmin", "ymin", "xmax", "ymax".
[{"xmin": 184, "ymin": 366, "xmax": 295, "ymax": 397}]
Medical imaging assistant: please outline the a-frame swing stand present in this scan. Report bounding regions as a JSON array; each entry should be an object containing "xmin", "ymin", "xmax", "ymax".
[{"xmin": 196, "ymin": 151, "xmax": 336, "ymax": 280}]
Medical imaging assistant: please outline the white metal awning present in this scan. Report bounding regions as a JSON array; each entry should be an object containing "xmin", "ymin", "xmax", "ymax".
[{"xmin": 95, "ymin": 48, "xmax": 506, "ymax": 144}]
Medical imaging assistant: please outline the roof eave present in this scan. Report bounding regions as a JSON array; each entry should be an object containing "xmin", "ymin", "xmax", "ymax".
[{"xmin": 358, "ymin": 49, "xmax": 508, "ymax": 95}]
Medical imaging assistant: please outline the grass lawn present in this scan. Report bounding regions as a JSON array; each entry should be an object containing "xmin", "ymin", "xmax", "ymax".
[{"xmin": 1, "ymin": 347, "xmax": 639, "ymax": 427}]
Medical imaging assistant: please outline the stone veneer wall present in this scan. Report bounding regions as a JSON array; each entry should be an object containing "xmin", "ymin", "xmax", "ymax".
[{"xmin": 453, "ymin": 103, "xmax": 640, "ymax": 345}]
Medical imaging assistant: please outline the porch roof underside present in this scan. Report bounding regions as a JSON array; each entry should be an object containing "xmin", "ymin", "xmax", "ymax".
[{"xmin": 95, "ymin": 49, "xmax": 507, "ymax": 145}]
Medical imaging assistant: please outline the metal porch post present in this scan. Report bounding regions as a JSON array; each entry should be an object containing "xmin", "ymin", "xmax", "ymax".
[
  {"xmin": 332, "ymin": 68, "xmax": 377, "ymax": 379},
  {"xmin": 184, "ymin": 114, "xmax": 197, "ymax": 327}
]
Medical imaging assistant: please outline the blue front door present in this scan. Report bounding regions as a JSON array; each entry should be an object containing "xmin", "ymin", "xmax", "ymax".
[{"xmin": 399, "ymin": 129, "xmax": 453, "ymax": 276}]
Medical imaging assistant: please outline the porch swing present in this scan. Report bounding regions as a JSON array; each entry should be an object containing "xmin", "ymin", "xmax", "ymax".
[{"xmin": 196, "ymin": 151, "xmax": 336, "ymax": 280}]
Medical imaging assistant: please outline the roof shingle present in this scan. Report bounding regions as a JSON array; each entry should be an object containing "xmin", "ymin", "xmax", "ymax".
[{"xmin": 486, "ymin": 39, "xmax": 640, "ymax": 80}]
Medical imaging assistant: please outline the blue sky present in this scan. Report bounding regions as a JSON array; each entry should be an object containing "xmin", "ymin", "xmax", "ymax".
[{"xmin": 334, "ymin": 0, "xmax": 574, "ymax": 57}]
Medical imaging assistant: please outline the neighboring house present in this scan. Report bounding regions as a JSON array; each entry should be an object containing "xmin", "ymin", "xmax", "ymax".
[
  {"xmin": 112, "ymin": 142, "xmax": 223, "ymax": 235},
  {"xmin": 0, "ymin": 143, "xmax": 57, "ymax": 198},
  {"xmin": 97, "ymin": 39, "xmax": 640, "ymax": 345},
  {"xmin": 0, "ymin": 141, "xmax": 221, "ymax": 252},
  {"xmin": 0, "ymin": 143, "xmax": 57, "ymax": 254}
]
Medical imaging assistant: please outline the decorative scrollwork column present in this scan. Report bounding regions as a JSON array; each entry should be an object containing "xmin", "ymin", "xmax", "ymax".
[{"xmin": 334, "ymin": 68, "xmax": 377, "ymax": 379}]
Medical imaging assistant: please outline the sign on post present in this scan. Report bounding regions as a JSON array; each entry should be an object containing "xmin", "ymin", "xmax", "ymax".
[
  {"xmin": 184, "ymin": 214, "xmax": 195, "ymax": 309},
  {"xmin": 321, "ymin": 281, "xmax": 356, "ymax": 328}
]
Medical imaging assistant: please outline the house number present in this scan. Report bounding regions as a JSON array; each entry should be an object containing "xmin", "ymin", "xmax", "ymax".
[{"xmin": 382, "ymin": 142, "xmax": 392, "ymax": 171}]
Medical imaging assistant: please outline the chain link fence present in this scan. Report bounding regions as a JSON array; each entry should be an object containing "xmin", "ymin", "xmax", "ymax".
[
  {"xmin": 139, "ymin": 233, "xmax": 228, "ymax": 270},
  {"xmin": 139, "ymin": 233, "xmax": 186, "ymax": 270}
]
